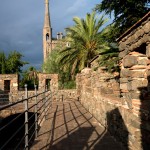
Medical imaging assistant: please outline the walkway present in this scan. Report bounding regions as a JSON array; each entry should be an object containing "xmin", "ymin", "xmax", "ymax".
[{"xmin": 31, "ymin": 100, "xmax": 125, "ymax": 150}]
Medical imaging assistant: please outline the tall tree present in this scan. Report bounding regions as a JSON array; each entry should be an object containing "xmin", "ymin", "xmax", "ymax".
[
  {"xmin": 19, "ymin": 66, "xmax": 39, "ymax": 89},
  {"xmin": 6, "ymin": 51, "xmax": 28, "ymax": 73},
  {"xmin": 95, "ymin": 0, "xmax": 150, "ymax": 39},
  {"xmin": 43, "ymin": 48, "xmax": 60, "ymax": 74},
  {"xmin": 43, "ymin": 46, "xmax": 75, "ymax": 89},
  {"xmin": 0, "ymin": 52, "xmax": 6, "ymax": 74},
  {"xmin": 27, "ymin": 66, "xmax": 39, "ymax": 86},
  {"xmin": 59, "ymin": 11, "xmax": 109, "ymax": 78}
]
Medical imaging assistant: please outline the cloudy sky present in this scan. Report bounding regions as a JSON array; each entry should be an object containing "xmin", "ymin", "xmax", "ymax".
[{"xmin": 0, "ymin": 0, "xmax": 112, "ymax": 71}]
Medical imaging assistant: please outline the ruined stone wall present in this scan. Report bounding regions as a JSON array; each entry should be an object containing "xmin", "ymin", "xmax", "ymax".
[
  {"xmin": 55, "ymin": 89, "xmax": 78, "ymax": 101},
  {"xmin": 119, "ymin": 14, "xmax": 150, "ymax": 111},
  {"xmin": 0, "ymin": 73, "xmax": 59, "ymax": 103},
  {"xmin": 0, "ymin": 74, "xmax": 18, "ymax": 92},
  {"xmin": 10, "ymin": 91, "xmax": 37, "ymax": 102},
  {"xmin": 76, "ymin": 68, "xmax": 143, "ymax": 149},
  {"xmin": 9, "ymin": 73, "xmax": 59, "ymax": 102},
  {"xmin": 76, "ymin": 13, "xmax": 150, "ymax": 150},
  {"xmin": 38, "ymin": 73, "xmax": 58, "ymax": 92},
  {"xmin": 117, "ymin": 13, "xmax": 150, "ymax": 149},
  {"xmin": 76, "ymin": 68, "xmax": 120, "ymax": 99}
]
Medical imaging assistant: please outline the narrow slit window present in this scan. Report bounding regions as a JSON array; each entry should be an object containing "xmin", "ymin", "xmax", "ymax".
[{"xmin": 46, "ymin": 33, "xmax": 49, "ymax": 41}]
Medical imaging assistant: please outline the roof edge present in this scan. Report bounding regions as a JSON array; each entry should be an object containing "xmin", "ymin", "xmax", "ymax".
[{"xmin": 116, "ymin": 11, "xmax": 150, "ymax": 42}]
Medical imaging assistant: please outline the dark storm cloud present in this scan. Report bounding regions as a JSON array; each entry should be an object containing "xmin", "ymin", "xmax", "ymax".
[{"xmin": 0, "ymin": 0, "xmax": 102, "ymax": 70}]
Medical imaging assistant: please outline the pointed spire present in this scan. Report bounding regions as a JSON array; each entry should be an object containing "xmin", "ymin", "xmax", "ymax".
[
  {"xmin": 43, "ymin": 0, "xmax": 52, "ymax": 63},
  {"xmin": 44, "ymin": 0, "xmax": 51, "ymax": 28}
]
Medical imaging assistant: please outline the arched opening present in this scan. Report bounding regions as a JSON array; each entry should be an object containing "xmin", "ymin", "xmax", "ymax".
[{"xmin": 46, "ymin": 33, "xmax": 49, "ymax": 41}]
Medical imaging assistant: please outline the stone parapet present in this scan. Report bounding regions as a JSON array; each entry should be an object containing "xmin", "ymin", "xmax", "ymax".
[
  {"xmin": 76, "ymin": 64, "xmax": 150, "ymax": 149},
  {"xmin": 54, "ymin": 89, "xmax": 78, "ymax": 101}
]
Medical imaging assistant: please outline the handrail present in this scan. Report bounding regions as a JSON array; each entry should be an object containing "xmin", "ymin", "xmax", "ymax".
[{"xmin": 0, "ymin": 84, "xmax": 53, "ymax": 150}]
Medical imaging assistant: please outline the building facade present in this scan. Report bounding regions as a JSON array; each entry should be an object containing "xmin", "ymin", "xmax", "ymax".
[{"xmin": 43, "ymin": 0, "xmax": 65, "ymax": 62}]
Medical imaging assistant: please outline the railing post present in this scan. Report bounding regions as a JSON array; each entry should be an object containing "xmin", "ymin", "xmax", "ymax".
[
  {"xmin": 44, "ymin": 86, "xmax": 47, "ymax": 119},
  {"xmin": 34, "ymin": 85, "xmax": 38, "ymax": 139},
  {"xmin": 24, "ymin": 84, "xmax": 29, "ymax": 150}
]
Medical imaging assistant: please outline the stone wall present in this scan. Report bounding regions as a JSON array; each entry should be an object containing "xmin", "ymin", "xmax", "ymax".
[
  {"xmin": 76, "ymin": 68, "xmax": 120, "ymax": 99},
  {"xmin": 0, "ymin": 74, "xmax": 18, "ymax": 92},
  {"xmin": 76, "ymin": 12, "xmax": 150, "ymax": 150},
  {"xmin": 76, "ymin": 68, "xmax": 144, "ymax": 149},
  {"xmin": 0, "ymin": 73, "xmax": 59, "ymax": 103},
  {"xmin": 118, "ymin": 12, "xmax": 150, "ymax": 111},
  {"xmin": 117, "ymin": 12, "xmax": 150, "ymax": 149},
  {"xmin": 55, "ymin": 89, "xmax": 78, "ymax": 101},
  {"xmin": 38, "ymin": 73, "xmax": 58, "ymax": 92}
]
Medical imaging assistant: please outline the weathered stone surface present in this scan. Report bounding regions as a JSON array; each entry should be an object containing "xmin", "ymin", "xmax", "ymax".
[
  {"xmin": 76, "ymin": 15, "xmax": 150, "ymax": 148},
  {"xmin": 129, "ymin": 51, "xmax": 146, "ymax": 57},
  {"xmin": 137, "ymin": 57, "xmax": 148, "ymax": 65},
  {"xmin": 119, "ymin": 49, "xmax": 128, "ymax": 58},
  {"xmin": 119, "ymin": 41, "xmax": 126, "ymax": 51},
  {"xmin": 120, "ymin": 83, "xmax": 128, "ymax": 90},
  {"xmin": 131, "ymin": 70, "xmax": 146, "ymax": 78},
  {"xmin": 120, "ymin": 78, "xmax": 128, "ymax": 83},
  {"xmin": 143, "ymin": 21, "xmax": 150, "ymax": 33},
  {"xmin": 130, "ymin": 119, "xmax": 141, "ymax": 129},
  {"xmin": 120, "ymin": 68, "xmax": 131, "ymax": 77},
  {"xmin": 130, "ymin": 79, "xmax": 148, "ymax": 90},
  {"xmin": 131, "ymin": 92, "xmax": 141, "ymax": 99},
  {"xmin": 112, "ymin": 82, "xmax": 120, "ymax": 91},
  {"xmin": 123, "ymin": 55, "xmax": 138, "ymax": 68},
  {"xmin": 146, "ymin": 44, "xmax": 150, "ymax": 58}
]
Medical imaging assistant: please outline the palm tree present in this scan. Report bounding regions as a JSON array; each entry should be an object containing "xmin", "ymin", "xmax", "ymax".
[
  {"xmin": 27, "ymin": 66, "xmax": 39, "ymax": 86},
  {"xmin": 58, "ymin": 11, "xmax": 109, "ymax": 78}
]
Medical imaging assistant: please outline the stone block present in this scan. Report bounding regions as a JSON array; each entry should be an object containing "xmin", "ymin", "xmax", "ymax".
[
  {"xmin": 131, "ymin": 70, "xmax": 146, "ymax": 78},
  {"xmin": 112, "ymin": 82, "xmax": 120, "ymax": 91},
  {"xmin": 120, "ymin": 68, "xmax": 131, "ymax": 77},
  {"xmin": 131, "ymin": 79, "xmax": 148, "ymax": 90},
  {"xmin": 146, "ymin": 44, "xmax": 150, "ymax": 58},
  {"xmin": 120, "ymin": 83, "xmax": 128, "ymax": 90},
  {"xmin": 123, "ymin": 55, "xmax": 138, "ymax": 68},
  {"xmin": 127, "ymin": 82, "xmax": 132, "ymax": 91},
  {"xmin": 119, "ymin": 41, "xmax": 126, "ymax": 51},
  {"xmin": 120, "ymin": 78, "xmax": 128, "ymax": 83},
  {"xmin": 137, "ymin": 57, "xmax": 148, "ymax": 65},
  {"xmin": 119, "ymin": 49, "xmax": 128, "ymax": 58},
  {"xmin": 143, "ymin": 22, "xmax": 150, "ymax": 33},
  {"xmin": 130, "ymin": 119, "xmax": 140, "ymax": 129},
  {"xmin": 131, "ymin": 92, "xmax": 141, "ymax": 99}
]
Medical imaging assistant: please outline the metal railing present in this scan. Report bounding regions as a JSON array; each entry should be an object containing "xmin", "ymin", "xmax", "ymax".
[{"xmin": 0, "ymin": 84, "xmax": 52, "ymax": 150}]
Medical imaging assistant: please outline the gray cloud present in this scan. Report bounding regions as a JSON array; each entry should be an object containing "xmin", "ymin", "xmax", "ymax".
[{"xmin": 0, "ymin": 0, "xmax": 103, "ymax": 70}]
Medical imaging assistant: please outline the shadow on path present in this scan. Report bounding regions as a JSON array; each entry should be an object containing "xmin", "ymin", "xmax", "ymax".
[{"xmin": 35, "ymin": 101, "xmax": 125, "ymax": 150}]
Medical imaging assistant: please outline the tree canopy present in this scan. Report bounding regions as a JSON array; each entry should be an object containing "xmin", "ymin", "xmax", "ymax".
[
  {"xmin": 19, "ymin": 66, "xmax": 39, "ymax": 90},
  {"xmin": 58, "ymin": 11, "xmax": 109, "ymax": 78},
  {"xmin": 95, "ymin": 0, "xmax": 150, "ymax": 39},
  {"xmin": 0, "ymin": 50, "xmax": 28, "ymax": 74}
]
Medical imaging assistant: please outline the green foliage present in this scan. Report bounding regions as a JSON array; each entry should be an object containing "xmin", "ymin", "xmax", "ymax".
[
  {"xmin": 19, "ymin": 66, "xmax": 39, "ymax": 90},
  {"xmin": 59, "ymin": 80, "xmax": 76, "ymax": 89},
  {"xmin": 0, "ymin": 52, "xmax": 6, "ymax": 74},
  {"xmin": 59, "ymin": 11, "xmax": 109, "ymax": 78},
  {"xmin": 6, "ymin": 51, "xmax": 28, "ymax": 73},
  {"xmin": 95, "ymin": 0, "xmax": 150, "ymax": 39},
  {"xmin": 0, "ymin": 50, "xmax": 28, "ymax": 74},
  {"xmin": 98, "ymin": 42, "xmax": 120, "ymax": 73},
  {"xmin": 42, "ymin": 48, "xmax": 60, "ymax": 74},
  {"xmin": 43, "ymin": 46, "xmax": 74, "ymax": 89}
]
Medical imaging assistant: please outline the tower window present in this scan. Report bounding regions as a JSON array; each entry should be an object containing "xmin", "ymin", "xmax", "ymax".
[
  {"xmin": 66, "ymin": 42, "xmax": 70, "ymax": 47},
  {"xmin": 46, "ymin": 33, "xmax": 49, "ymax": 41}
]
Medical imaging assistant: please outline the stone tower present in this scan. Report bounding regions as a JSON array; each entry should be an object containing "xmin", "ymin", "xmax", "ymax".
[{"xmin": 43, "ymin": 0, "xmax": 52, "ymax": 62}]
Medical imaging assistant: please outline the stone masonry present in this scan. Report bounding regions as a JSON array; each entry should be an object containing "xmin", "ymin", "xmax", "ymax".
[
  {"xmin": 76, "ymin": 12, "xmax": 150, "ymax": 150},
  {"xmin": 0, "ymin": 74, "xmax": 18, "ymax": 92},
  {"xmin": 0, "ymin": 73, "xmax": 59, "ymax": 103}
]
